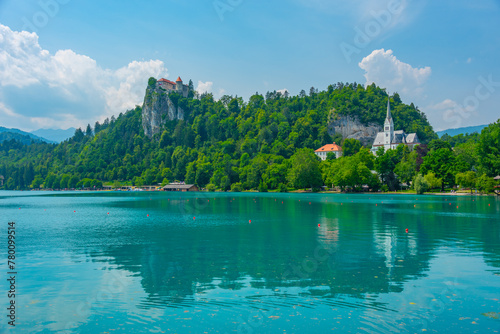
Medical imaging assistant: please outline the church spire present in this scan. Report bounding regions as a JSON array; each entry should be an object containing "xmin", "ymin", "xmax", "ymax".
[{"xmin": 386, "ymin": 97, "xmax": 392, "ymax": 121}]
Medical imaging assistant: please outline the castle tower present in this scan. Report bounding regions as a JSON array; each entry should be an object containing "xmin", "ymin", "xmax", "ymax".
[
  {"xmin": 176, "ymin": 76, "xmax": 183, "ymax": 92},
  {"xmin": 384, "ymin": 98, "xmax": 394, "ymax": 150}
]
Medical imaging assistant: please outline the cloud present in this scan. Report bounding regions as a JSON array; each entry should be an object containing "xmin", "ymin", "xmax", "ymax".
[
  {"xmin": 277, "ymin": 88, "xmax": 288, "ymax": 95},
  {"xmin": 424, "ymin": 98, "xmax": 478, "ymax": 130},
  {"xmin": 359, "ymin": 49, "xmax": 431, "ymax": 98},
  {"xmin": 196, "ymin": 81, "xmax": 213, "ymax": 94},
  {"xmin": 0, "ymin": 24, "xmax": 167, "ymax": 130}
]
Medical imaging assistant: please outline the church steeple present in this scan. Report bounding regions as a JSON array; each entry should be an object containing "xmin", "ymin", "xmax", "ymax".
[
  {"xmin": 384, "ymin": 97, "xmax": 394, "ymax": 148},
  {"xmin": 386, "ymin": 98, "xmax": 392, "ymax": 121}
]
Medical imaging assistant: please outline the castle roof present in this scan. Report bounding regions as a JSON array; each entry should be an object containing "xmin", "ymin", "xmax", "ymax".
[
  {"xmin": 315, "ymin": 143, "xmax": 342, "ymax": 152},
  {"xmin": 176, "ymin": 76, "xmax": 182, "ymax": 82},
  {"xmin": 158, "ymin": 78, "xmax": 177, "ymax": 85}
]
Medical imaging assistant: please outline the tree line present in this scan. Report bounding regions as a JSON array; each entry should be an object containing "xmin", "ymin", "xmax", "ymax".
[{"xmin": 0, "ymin": 81, "xmax": 498, "ymax": 193}]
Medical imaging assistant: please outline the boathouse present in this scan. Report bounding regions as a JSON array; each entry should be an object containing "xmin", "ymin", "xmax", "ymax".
[{"xmin": 163, "ymin": 184, "xmax": 199, "ymax": 192}]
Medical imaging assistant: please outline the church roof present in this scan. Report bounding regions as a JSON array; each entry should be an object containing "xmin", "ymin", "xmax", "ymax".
[
  {"xmin": 406, "ymin": 133, "xmax": 419, "ymax": 144},
  {"xmin": 372, "ymin": 130, "xmax": 420, "ymax": 146},
  {"xmin": 372, "ymin": 132, "xmax": 385, "ymax": 146},
  {"xmin": 315, "ymin": 143, "xmax": 342, "ymax": 152}
]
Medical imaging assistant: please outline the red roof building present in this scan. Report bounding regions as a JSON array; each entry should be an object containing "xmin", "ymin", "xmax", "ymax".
[
  {"xmin": 314, "ymin": 143, "xmax": 342, "ymax": 160},
  {"xmin": 158, "ymin": 78, "xmax": 177, "ymax": 86}
]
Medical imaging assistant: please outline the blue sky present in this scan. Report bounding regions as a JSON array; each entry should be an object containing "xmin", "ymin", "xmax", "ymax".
[{"xmin": 0, "ymin": 0, "xmax": 499, "ymax": 131}]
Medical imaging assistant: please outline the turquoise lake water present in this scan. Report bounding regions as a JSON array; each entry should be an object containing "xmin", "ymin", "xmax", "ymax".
[{"xmin": 0, "ymin": 191, "xmax": 499, "ymax": 333}]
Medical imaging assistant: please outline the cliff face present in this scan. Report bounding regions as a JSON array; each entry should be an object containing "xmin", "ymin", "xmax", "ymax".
[
  {"xmin": 328, "ymin": 114, "xmax": 381, "ymax": 147},
  {"xmin": 142, "ymin": 85, "xmax": 184, "ymax": 138}
]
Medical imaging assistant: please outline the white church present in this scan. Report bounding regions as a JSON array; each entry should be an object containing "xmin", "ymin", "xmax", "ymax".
[{"xmin": 371, "ymin": 99, "xmax": 420, "ymax": 154}]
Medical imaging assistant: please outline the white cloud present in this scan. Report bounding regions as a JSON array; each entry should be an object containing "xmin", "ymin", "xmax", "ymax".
[
  {"xmin": 0, "ymin": 24, "xmax": 168, "ymax": 131},
  {"xmin": 424, "ymin": 98, "xmax": 478, "ymax": 130},
  {"xmin": 217, "ymin": 88, "xmax": 226, "ymax": 97},
  {"xmin": 196, "ymin": 81, "xmax": 213, "ymax": 94},
  {"xmin": 277, "ymin": 88, "xmax": 288, "ymax": 95},
  {"xmin": 359, "ymin": 49, "xmax": 431, "ymax": 98}
]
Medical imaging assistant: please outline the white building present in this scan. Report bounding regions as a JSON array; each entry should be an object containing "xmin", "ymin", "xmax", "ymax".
[
  {"xmin": 371, "ymin": 99, "xmax": 420, "ymax": 154},
  {"xmin": 314, "ymin": 142, "xmax": 342, "ymax": 160}
]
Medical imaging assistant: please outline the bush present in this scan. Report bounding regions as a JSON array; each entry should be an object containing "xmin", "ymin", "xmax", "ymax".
[
  {"xmin": 258, "ymin": 181, "xmax": 268, "ymax": 192},
  {"xmin": 206, "ymin": 183, "xmax": 216, "ymax": 192},
  {"xmin": 424, "ymin": 172, "xmax": 442, "ymax": 190},
  {"xmin": 230, "ymin": 182, "xmax": 242, "ymax": 192},
  {"xmin": 278, "ymin": 183, "xmax": 288, "ymax": 193},
  {"xmin": 476, "ymin": 174, "xmax": 495, "ymax": 194},
  {"xmin": 413, "ymin": 174, "xmax": 429, "ymax": 195}
]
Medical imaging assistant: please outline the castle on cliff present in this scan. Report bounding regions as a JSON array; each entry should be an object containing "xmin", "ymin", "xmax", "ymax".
[
  {"xmin": 371, "ymin": 99, "xmax": 420, "ymax": 154},
  {"xmin": 157, "ymin": 76, "xmax": 189, "ymax": 97}
]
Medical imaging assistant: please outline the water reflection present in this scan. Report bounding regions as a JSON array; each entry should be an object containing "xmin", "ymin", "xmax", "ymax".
[{"xmin": 1, "ymin": 191, "xmax": 499, "ymax": 333}]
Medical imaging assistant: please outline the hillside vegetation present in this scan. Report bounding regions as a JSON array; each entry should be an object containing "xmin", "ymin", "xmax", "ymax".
[{"xmin": 2, "ymin": 82, "xmax": 497, "ymax": 193}]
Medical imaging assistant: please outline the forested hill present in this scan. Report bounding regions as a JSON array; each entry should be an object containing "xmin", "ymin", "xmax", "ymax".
[{"xmin": 0, "ymin": 82, "xmax": 438, "ymax": 190}]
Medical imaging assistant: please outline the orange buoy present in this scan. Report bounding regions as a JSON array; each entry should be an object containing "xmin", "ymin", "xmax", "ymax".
[
  {"xmin": 147, "ymin": 214, "xmax": 149, "ymax": 217},
  {"xmin": 193, "ymin": 217, "xmax": 196, "ymax": 220},
  {"xmin": 318, "ymin": 224, "xmax": 321, "ymax": 227},
  {"xmin": 405, "ymin": 228, "xmax": 408, "ymax": 233},
  {"xmin": 249, "ymin": 220, "xmax": 251, "ymax": 223}
]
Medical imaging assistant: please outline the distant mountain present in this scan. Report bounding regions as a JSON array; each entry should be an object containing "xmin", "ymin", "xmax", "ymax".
[
  {"xmin": 437, "ymin": 124, "xmax": 488, "ymax": 138},
  {"xmin": 0, "ymin": 127, "xmax": 55, "ymax": 144},
  {"xmin": 30, "ymin": 128, "xmax": 76, "ymax": 143}
]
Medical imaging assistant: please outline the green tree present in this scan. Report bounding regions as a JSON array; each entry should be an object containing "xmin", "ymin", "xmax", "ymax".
[
  {"xmin": 413, "ymin": 174, "xmax": 429, "ymax": 195},
  {"xmin": 420, "ymin": 148, "xmax": 456, "ymax": 191},
  {"xmin": 60, "ymin": 174, "xmax": 71, "ymax": 189},
  {"xmin": 230, "ymin": 182, "xmax": 242, "ymax": 192},
  {"xmin": 288, "ymin": 148, "xmax": 323, "ymax": 190},
  {"xmin": 455, "ymin": 171, "xmax": 477, "ymax": 193},
  {"xmin": 424, "ymin": 172, "xmax": 442, "ymax": 190},
  {"xmin": 342, "ymin": 138, "xmax": 362, "ymax": 157},
  {"xmin": 477, "ymin": 120, "xmax": 500, "ymax": 176},
  {"xmin": 31, "ymin": 175, "xmax": 44, "ymax": 189},
  {"xmin": 69, "ymin": 175, "xmax": 79, "ymax": 189},
  {"xmin": 375, "ymin": 149, "xmax": 400, "ymax": 191},
  {"xmin": 476, "ymin": 174, "xmax": 495, "ymax": 193},
  {"xmin": 326, "ymin": 152, "xmax": 337, "ymax": 160},
  {"xmin": 394, "ymin": 150, "xmax": 417, "ymax": 187}
]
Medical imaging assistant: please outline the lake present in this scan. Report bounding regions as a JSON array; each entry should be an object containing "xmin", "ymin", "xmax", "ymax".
[{"xmin": 1, "ymin": 191, "xmax": 499, "ymax": 333}]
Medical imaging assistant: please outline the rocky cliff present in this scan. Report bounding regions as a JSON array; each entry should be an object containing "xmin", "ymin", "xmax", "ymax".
[
  {"xmin": 142, "ymin": 85, "xmax": 184, "ymax": 138},
  {"xmin": 328, "ymin": 113, "xmax": 381, "ymax": 147}
]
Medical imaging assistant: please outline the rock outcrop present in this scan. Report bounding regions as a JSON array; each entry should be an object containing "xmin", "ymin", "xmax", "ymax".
[
  {"xmin": 328, "ymin": 113, "xmax": 381, "ymax": 147},
  {"xmin": 142, "ymin": 85, "xmax": 184, "ymax": 138}
]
